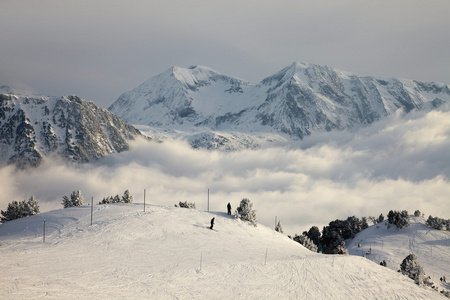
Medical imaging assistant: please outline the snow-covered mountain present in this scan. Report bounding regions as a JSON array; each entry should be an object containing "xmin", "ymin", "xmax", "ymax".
[
  {"xmin": 0, "ymin": 90, "xmax": 142, "ymax": 168},
  {"xmin": 0, "ymin": 204, "xmax": 446, "ymax": 299},
  {"xmin": 109, "ymin": 63, "xmax": 450, "ymax": 148}
]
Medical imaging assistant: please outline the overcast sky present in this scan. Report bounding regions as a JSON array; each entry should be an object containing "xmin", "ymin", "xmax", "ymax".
[{"xmin": 1, "ymin": 0, "xmax": 449, "ymax": 108}]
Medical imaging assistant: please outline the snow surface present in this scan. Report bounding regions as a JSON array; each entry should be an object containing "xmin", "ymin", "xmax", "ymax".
[
  {"xmin": 348, "ymin": 216, "xmax": 450, "ymax": 290},
  {"xmin": 0, "ymin": 204, "xmax": 446, "ymax": 299}
]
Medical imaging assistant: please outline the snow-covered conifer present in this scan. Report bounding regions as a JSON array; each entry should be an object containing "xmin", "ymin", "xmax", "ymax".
[
  {"xmin": 293, "ymin": 234, "xmax": 318, "ymax": 252},
  {"xmin": 62, "ymin": 190, "xmax": 84, "ymax": 208},
  {"xmin": 1, "ymin": 196, "xmax": 40, "ymax": 221},
  {"xmin": 399, "ymin": 254, "xmax": 430, "ymax": 286},
  {"xmin": 62, "ymin": 195, "xmax": 71, "ymax": 208},
  {"xmin": 25, "ymin": 196, "xmax": 40, "ymax": 216},
  {"xmin": 112, "ymin": 195, "xmax": 120, "ymax": 203},
  {"xmin": 275, "ymin": 221, "xmax": 283, "ymax": 234},
  {"xmin": 178, "ymin": 201, "xmax": 196, "ymax": 209},
  {"xmin": 304, "ymin": 226, "xmax": 321, "ymax": 247},
  {"xmin": 377, "ymin": 213, "xmax": 384, "ymax": 223},
  {"xmin": 122, "ymin": 190, "xmax": 133, "ymax": 204},
  {"xmin": 387, "ymin": 210, "xmax": 410, "ymax": 229},
  {"xmin": 71, "ymin": 190, "xmax": 84, "ymax": 206},
  {"xmin": 426, "ymin": 215, "xmax": 450, "ymax": 231},
  {"xmin": 235, "ymin": 198, "xmax": 257, "ymax": 226}
]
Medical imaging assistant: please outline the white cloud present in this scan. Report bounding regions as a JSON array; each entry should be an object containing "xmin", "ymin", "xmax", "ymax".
[{"xmin": 1, "ymin": 108, "xmax": 450, "ymax": 235}]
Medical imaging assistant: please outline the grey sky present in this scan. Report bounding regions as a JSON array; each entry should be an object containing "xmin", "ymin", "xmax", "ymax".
[{"xmin": 1, "ymin": 0, "xmax": 449, "ymax": 108}]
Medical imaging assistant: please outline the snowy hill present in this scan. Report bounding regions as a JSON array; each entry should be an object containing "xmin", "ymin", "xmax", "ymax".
[
  {"xmin": 348, "ymin": 216, "xmax": 450, "ymax": 292},
  {"xmin": 0, "ymin": 204, "xmax": 445, "ymax": 299},
  {"xmin": 109, "ymin": 63, "xmax": 450, "ymax": 149},
  {"xmin": 0, "ymin": 90, "xmax": 142, "ymax": 168}
]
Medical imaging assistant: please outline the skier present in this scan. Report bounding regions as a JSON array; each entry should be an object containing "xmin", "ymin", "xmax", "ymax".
[
  {"xmin": 210, "ymin": 217, "xmax": 215, "ymax": 230},
  {"xmin": 227, "ymin": 202, "xmax": 231, "ymax": 215}
]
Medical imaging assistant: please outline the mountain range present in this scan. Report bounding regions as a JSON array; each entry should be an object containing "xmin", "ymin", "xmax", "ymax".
[
  {"xmin": 109, "ymin": 62, "xmax": 450, "ymax": 149},
  {"xmin": 0, "ymin": 89, "xmax": 141, "ymax": 168},
  {"xmin": 2, "ymin": 62, "xmax": 450, "ymax": 166}
]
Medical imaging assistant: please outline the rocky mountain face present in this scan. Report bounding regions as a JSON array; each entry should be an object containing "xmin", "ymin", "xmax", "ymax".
[
  {"xmin": 109, "ymin": 63, "xmax": 450, "ymax": 145},
  {"xmin": 0, "ymin": 92, "xmax": 141, "ymax": 168}
]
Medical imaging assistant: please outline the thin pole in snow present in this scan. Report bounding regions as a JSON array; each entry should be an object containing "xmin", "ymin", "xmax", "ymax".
[
  {"xmin": 43, "ymin": 218, "xmax": 46, "ymax": 243},
  {"xmin": 90, "ymin": 197, "xmax": 93, "ymax": 225},
  {"xmin": 265, "ymin": 248, "xmax": 268, "ymax": 266},
  {"xmin": 144, "ymin": 189, "xmax": 146, "ymax": 212}
]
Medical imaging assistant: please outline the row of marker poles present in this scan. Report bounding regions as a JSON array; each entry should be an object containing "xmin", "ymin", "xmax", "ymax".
[{"xmin": 43, "ymin": 189, "xmax": 147, "ymax": 243}]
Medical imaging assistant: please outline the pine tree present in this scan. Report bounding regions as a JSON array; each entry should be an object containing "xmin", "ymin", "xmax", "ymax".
[
  {"xmin": 400, "ymin": 254, "xmax": 426, "ymax": 286},
  {"xmin": 112, "ymin": 195, "xmax": 120, "ymax": 203},
  {"xmin": 235, "ymin": 198, "xmax": 257, "ymax": 226},
  {"xmin": 62, "ymin": 190, "xmax": 84, "ymax": 208},
  {"xmin": 377, "ymin": 213, "xmax": 384, "ymax": 223},
  {"xmin": 293, "ymin": 234, "xmax": 318, "ymax": 252},
  {"xmin": 1, "ymin": 196, "xmax": 40, "ymax": 221},
  {"xmin": 25, "ymin": 196, "xmax": 40, "ymax": 216},
  {"xmin": 387, "ymin": 210, "xmax": 410, "ymax": 229},
  {"xmin": 122, "ymin": 190, "xmax": 133, "ymax": 204},
  {"xmin": 178, "ymin": 201, "xmax": 196, "ymax": 209},
  {"xmin": 275, "ymin": 221, "xmax": 283, "ymax": 234},
  {"xmin": 62, "ymin": 195, "xmax": 71, "ymax": 208},
  {"xmin": 71, "ymin": 190, "xmax": 84, "ymax": 207},
  {"xmin": 304, "ymin": 226, "xmax": 321, "ymax": 247}
]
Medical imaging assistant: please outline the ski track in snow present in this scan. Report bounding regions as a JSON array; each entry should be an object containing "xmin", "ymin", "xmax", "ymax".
[{"xmin": 0, "ymin": 204, "xmax": 447, "ymax": 299}]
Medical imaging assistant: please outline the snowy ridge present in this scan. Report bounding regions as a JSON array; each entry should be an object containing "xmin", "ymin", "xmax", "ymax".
[
  {"xmin": 109, "ymin": 63, "xmax": 450, "ymax": 149},
  {"xmin": 0, "ymin": 204, "xmax": 445, "ymax": 299},
  {"xmin": 0, "ymin": 91, "xmax": 142, "ymax": 168}
]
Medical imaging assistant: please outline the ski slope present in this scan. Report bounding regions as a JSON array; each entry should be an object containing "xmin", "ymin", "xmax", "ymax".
[
  {"xmin": 0, "ymin": 204, "xmax": 445, "ymax": 299},
  {"xmin": 348, "ymin": 216, "xmax": 450, "ymax": 291}
]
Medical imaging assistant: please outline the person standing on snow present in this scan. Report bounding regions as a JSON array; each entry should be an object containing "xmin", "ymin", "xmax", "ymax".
[
  {"xmin": 210, "ymin": 217, "xmax": 215, "ymax": 230},
  {"xmin": 227, "ymin": 202, "xmax": 232, "ymax": 215}
]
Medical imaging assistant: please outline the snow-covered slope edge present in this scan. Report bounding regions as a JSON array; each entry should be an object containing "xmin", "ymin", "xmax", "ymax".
[
  {"xmin": 347, "ymin": 216, "xmax": 450, "ymax": 293},
  {"xmin": 0, "ymin": 204, "xmax": 443, "ymax": 299},
  {"xmin": 0, "ymin": 91, "xmax": 142, "ymax": 168}
]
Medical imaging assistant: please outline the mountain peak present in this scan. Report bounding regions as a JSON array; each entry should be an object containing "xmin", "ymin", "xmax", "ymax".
[
  {"xmin": 0, "ymin": 94, "xmax": 141, "ymax": 168},
  {"xmin": 109, "ymin": 63, "xmax": 450, "ymax": 145},
  {"xmin": 168, "ymin": 65, "xmax": 221, "ymax": 87},
  {"xmin": 261, "ymin": 62, "xmax": 348, "ymax": 87}
]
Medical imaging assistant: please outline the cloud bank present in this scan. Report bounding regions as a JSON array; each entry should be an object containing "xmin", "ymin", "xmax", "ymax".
[{"xmin": 2, "ymin": 108, "xmax": 450, "ymax": 234}]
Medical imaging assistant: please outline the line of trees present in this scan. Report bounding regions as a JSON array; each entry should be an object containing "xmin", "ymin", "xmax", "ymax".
[
  {"xmin": 1, "ymin": 196, "xmax": 40, "ymax": 222},
  {"xmin": 426, "ymin": 215, "xmax": 450, "ymax": 231},
  {"xmin": 1, "ymin": 189, "xmax": 135, "ymax": 222},
  {"xmin": 99, "ymin": 190, "xmax": 133, "ymax": 205},
  {"xmin": 294, "ymin": 210, "xmax": 413, "ymax": 254}
]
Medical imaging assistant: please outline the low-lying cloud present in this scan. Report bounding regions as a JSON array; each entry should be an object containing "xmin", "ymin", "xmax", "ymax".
[{"xmin": 2, "ymin": 107, "xmax": 450, "ymax": 234}]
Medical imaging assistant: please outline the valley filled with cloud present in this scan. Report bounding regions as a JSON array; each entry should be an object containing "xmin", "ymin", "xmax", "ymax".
[{"xmin": 2, "ymin": 106, "xmax": 449, "ymax": 234}]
